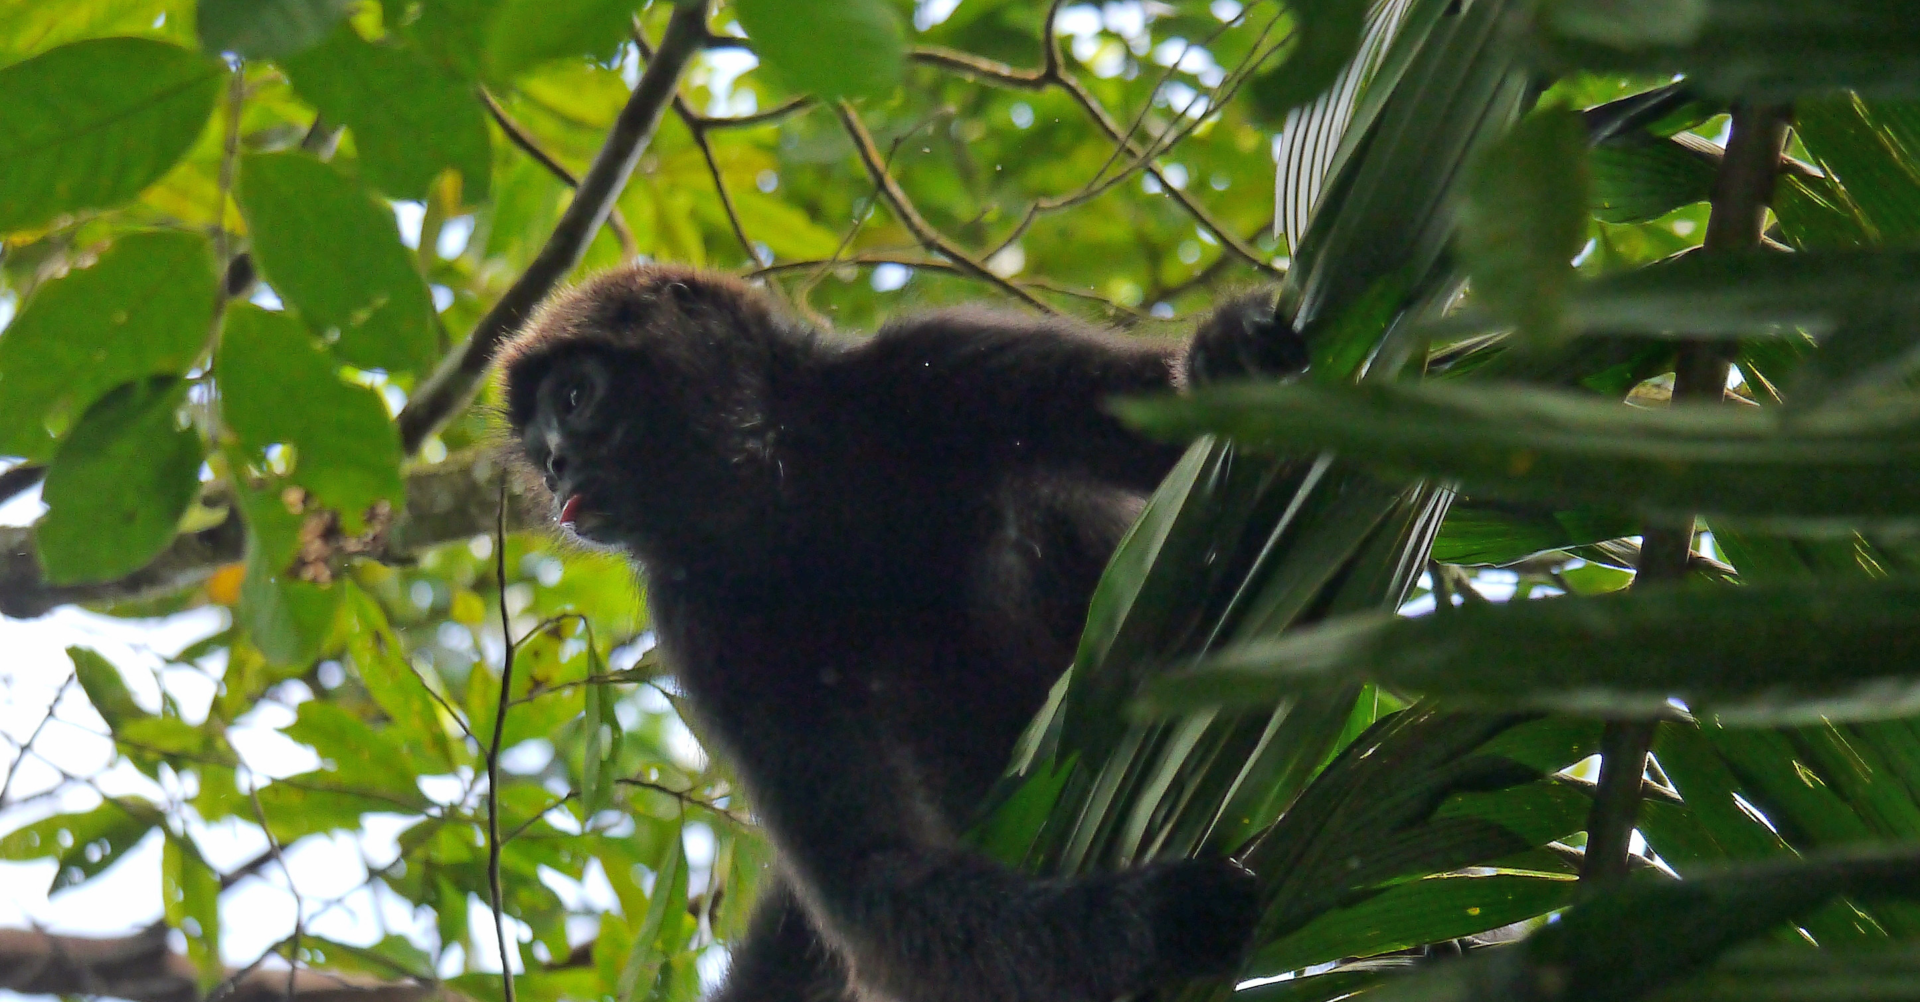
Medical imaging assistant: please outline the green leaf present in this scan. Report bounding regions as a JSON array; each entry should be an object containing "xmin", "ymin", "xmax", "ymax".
[
  {"xmin": 1590, "ymin": 135, "xmax": 1718, "ymax": 223},
  {"xmin": 484, "ymin": 0, "xmax": 638, "ymax": 81},
  {"xmin": 162, "ymin": 833, "xmax": 222, "ymax": 989},
  {"xmin": 1247, "ymin": 0, "xmax": 1369, "ymax": 124},
  {"xmin": 197, "ymin": 0, "xmax": 355, "ymax": 57},
  {"xmin": 1116, "ymin": 380, "xmax": 1920, "ymax": 531},
  {"xmin": 236, "ymin": 152, "xmax": 438, "ymax": 373},
  {"xmin": 734, "ymin": 0, "xmax": 904, "ymax": 100},
  {"xmin": 0, "ymin": 38, "xmax": 223, "ymax": 233},
  {"xmin": 579, "ymin": 642, "xmax": 621, "ymax": 818},
  {"xmin": 218, "ymin": 305, "xmax": 404, "ymax": 523},
  {"xmin": 1430, "ymin": 500, "xmax": 1636, "ymax": 566},
  {"xmin": 1146, "ymin": 578, "xmax": 1920, "ymax": 725},
  {"xmin": 1534, "ymin": 0, "xmax": 1920, "ymax": 100},
  {"xmin": 0, "ymin": 230, "xmax": 219, "ymax": 460},
  {"xmin": 1648, "ymin": 941, "xmax": 1920, "ymax": 1002},
  {"xmin": 283, "ymin": 701, "xmax": 424, "ymax": 801},
  {"xmin": 616, "ymin": 819, "xmax": 685, "ymax": 1002},
  {"xmin": 1796, "ymin": 96, "xmax": 1920, "ymax": 244},
  {"xmin": 37, "ymin": 378, "xmax": 203, "ymax": 584},
  {"xmin": 0, "ymin": 801, "xmax": 160, "ymax": 893},
  {"xmin": 1457, "ymin": 107, "xmax": 1590, "ymax": 342},
  {"xmin": 119, "ymin": 716, "xmax": 211, "ymax": 757},
  {"xmin": 283, "ymin": 26, "xmax": 491, "ymax": 201},
  {"xmin": 67, "ymin": 646, "xmax": 146, "ymax": 730},
  {"xmin": 1367, "ymin": 845, "xmax": 1920, "ymax": 1002},
  {"xmin": 1255, "ymin": 873, "xmax": 1574, "ymax": 975},
  {"xmin": 231, "ymin": 475, "xmax": 343, "ymax": 667}
]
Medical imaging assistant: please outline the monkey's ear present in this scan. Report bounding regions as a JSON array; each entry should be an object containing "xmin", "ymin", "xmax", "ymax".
[{"xmin": 1187, "ymin": 292, "xmax": 1310, "ymax": 384}]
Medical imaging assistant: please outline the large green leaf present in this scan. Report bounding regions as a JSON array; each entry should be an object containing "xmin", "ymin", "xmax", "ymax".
[
  {"xmin": 0, "ymin": 231, "xmax": 219, "ymax": 459},
  {"xmin": 36, "ymin": 378, "xmax": 204, "ymax": 584},
  {"xmin": 0, "ymin": 799, "xmax": 162, "ymax": 893},
  {"xmin": 1119, "ymin": 380, "xmax": 1920, "ymax": 530},
  {"xmin": 283, "ymin": 26, "xmax": 491, "ymax": 201},
  {"xmin": 1589, "ymin": 134, "xmax": 1718, "ymax": 224},
  {"xmin": 484, "ymin": 0, "xmax": 638, "ymax": 81},
  {"xmin": 236, "ymin": 152, "xmax": 438, "ymax": 374},
  {"xmin": 1364, "ymin": 846, "xmax": 1920, "ymax": 1002},
  {"xmin": 218, "ymin": 305, "xmax": 404, "ymax": 525},
  {"xmin": 197, "ymin": 0, "xmax": 354, "ymax": 57},
  {"xmin": 1533, "ymin": 0, "xmax": 1920, "ymax": 100},
  {"xmin": 0, "ymin": 37, "xmax": 222, "ymax": 233},
  {"xmin": 1255, "ymin": 873, "xmax": 1574, "ymax": 975},
  {"xmin": 1456, "ymin": 107, "xmax": 1590, "ymax": 342},
  {"xmin": 1648, "ymin": 941, "xmax": 1920, "ymax": 1002},
  {"xmin": 1247, "ymin": 0, "xmax": 1369, "ymax": 124},
  {"xmin": 734, "ymin": 0, "xmax": 904, "ymax": 100},
  {"xmin": 1145, "ymin": 578, "xmax": 1920, "ymax": 724}
]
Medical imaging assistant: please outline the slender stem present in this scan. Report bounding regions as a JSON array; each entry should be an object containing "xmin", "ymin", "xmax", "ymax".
[
  {"xmin": 486, "ymin": 481, "xmax": 519, "ymax": 1002},
  {"xmin": 1579, "ymin": 101, "xmax": 1791, "ymax": 889},
  {"xmin": 397, "ymin": 1, "xmax": 708, "ymax": 455},
  {"xmin": 833, "ymin": 102, "xmax": 1053, "ymax": 312},
  {"xmin": 480, "ymin": 88, "xmax": 638, "ymax": 258}
]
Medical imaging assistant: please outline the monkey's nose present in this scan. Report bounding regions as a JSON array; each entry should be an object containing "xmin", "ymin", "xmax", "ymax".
[{"xmin": 546, "ymin": 453, "xmax": 569, "ymax": 489}]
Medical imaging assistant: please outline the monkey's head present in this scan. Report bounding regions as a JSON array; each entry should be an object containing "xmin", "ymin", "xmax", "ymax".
[{"xmin": 495, "ymin": 264, "xmax": 791, "ymax": 565}]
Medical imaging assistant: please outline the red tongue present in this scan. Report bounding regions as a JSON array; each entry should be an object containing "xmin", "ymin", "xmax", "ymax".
[{"xmin": 559, "ymin": 495, "xmax": 583, "ymax": 525}]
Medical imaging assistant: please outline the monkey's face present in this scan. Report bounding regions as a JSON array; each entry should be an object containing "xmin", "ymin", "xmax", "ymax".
[
  {"xmin": 508, "ymin": 341, "xmax": 775, "ymax": 563},
  {"xmin": 516, "ymin": 347, "xmax": 633, "ymax": 548}
]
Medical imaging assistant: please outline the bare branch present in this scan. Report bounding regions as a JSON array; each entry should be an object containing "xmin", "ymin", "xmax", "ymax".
[
  {"xmin": 479, "ymin": 89, "xmax": 638, "ymax": 258},
  {"xmin": 0, "ymin": 926, "xmax": 453, "ymax": 1002},
  {"xmin": 833, "ymin": 102, "xmax": 1053, "ymax": 313},
  {"xmin": 396, "ymin": 1, "xmax": 708, "ymax": 456}
]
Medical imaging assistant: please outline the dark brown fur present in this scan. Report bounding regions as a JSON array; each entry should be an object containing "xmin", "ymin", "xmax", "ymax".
[{"xmin": 496, "ymin": 264, "xmax": 1300, "ymax": 1002}]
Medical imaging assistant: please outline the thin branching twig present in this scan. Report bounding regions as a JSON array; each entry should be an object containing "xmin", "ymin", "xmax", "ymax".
[
  {"xmin": 487, "ymin": 480, "xmax": 519, "ymax": 1002},
  {"xmin": 480, "ymin": 88, "xmax": 640, "ymax": 258}
]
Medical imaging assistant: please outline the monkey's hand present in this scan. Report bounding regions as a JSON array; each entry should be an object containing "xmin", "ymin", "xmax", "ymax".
[
  {"xmin": 1135, "ymin": 857, "xmax": 1261, "ymax": 982},
  {"xmin": 1186, "ymin": 292, "xmax": 1310, "ymax": 384}
]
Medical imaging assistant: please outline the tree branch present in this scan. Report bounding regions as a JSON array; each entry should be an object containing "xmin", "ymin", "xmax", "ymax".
[
  {"xmin": 479, "ymin": 89, "xmax": 638, "ymax": 259},
  {"xmin": 1, "ymin": 450, "xmax": 544, "ymax": 619},
  {"xmin": 832, "ymin": 102, "xmax": 1053, "ymax": 313},
  {"xmin": 1579, "ymin": 101, "xmax": 1792, "ymax": 889},
  {"xmin": 395, "ymin": 1, "xmax": 708, "ymax": 456},
  {"xmin": 0, "ymin": 926, "xmax": 453, "ymax": 1002}
]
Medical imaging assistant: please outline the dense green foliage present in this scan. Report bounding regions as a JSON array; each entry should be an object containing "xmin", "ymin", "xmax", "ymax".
[{"xmin": 2, "ymin": 1, "xmax": 1920, "ymax": 1001}]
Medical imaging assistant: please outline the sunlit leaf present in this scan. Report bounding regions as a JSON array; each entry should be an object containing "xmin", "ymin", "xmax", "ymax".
[
  {"xmin": 197, "ymin": 0, "xmax": 354, "ymax": 57},
  {"xmin": 0, "ymin": 38, "xmax": 222, "ymax": 233},
  {"xmin": 734, "ymin": 0, "xmax": 903, "ymax": 99},
  {"xmin": 236, "ymin": 152, "xmax": 438, "ymax": 373}
]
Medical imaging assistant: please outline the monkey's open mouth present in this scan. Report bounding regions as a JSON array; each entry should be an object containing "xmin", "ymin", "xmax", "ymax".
[{"xmin": 559, "ymin": 494, "xmax": 585, "ymax": 526}]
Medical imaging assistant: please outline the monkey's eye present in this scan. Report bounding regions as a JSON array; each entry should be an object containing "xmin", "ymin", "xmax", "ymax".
[{"xmin": 567, "ymin": 385, "xmax": 584, "ymax": 412}]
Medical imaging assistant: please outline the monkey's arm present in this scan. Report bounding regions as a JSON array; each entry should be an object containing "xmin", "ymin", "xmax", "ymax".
[
  {"xmin": 709, "ymin": 678, "xmax": 1254, "ymax": 1002},
  {"xmin": 835, "ymin": 309, "xmax": 1192, "ymax": 492},
  {"xmin": 710, "ymin": 880, "xmax": 851, "ymax": 1002}
]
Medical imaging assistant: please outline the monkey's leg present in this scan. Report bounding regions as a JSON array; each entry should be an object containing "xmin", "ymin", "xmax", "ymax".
[
  {"xmin": 720, "ymin": 693, "xmax": 1256, "ymax": 1002},
  {"xmin": 712, "ymin": 880, "xmax": 853, "ymax": 1002}
]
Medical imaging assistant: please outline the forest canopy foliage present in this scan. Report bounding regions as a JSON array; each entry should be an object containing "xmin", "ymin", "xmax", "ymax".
[{"xmin": 2, "ymin": 1, "xmax": 1920, "ymax": 1002}]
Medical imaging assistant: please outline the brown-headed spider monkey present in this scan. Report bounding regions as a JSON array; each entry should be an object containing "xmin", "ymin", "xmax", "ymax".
[{"xmin": 497, "ymin": 264, "xmax": 1307, "ymax": 1002}]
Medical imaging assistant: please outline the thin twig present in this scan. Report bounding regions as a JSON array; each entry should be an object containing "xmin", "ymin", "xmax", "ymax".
[
  {"xmin": 686, "ymin": 94, "xmax": 815, "ymax": 130},
  {"xmin": 480, "ymin": 88, "xmax": 638, "ymax": 258},
  {"xmin": 0, "ymin": 675, "xmax": 71, "ymax": 808},
  {"xmin": 834, "ymin": 102, "xmax": 1052, "ymax": 312},
  {"xmin": 902, "ymin": 0, "xmax": 1281, "ymax": 277},
  {"xmin": 614, "ymin": 777, "xmax": 750, "ymax": 827},
  {"xmin": 242, "ymin": 776, "xmax": 302, "ymax": 1002},
  {"xmin": 396, "ymin": 1, "xmax": 707, "ymax": 455},
  {"xmin": 1580, "ymin": 101, "xmax": 1792, "ymax": 890},
  {"xmin": 631, "ymin": 25, "xmax": 761, "ymax": 266},
  {"xmin": 487, "ymin": 480, "xmax": 518, "ymax": 1002}
]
